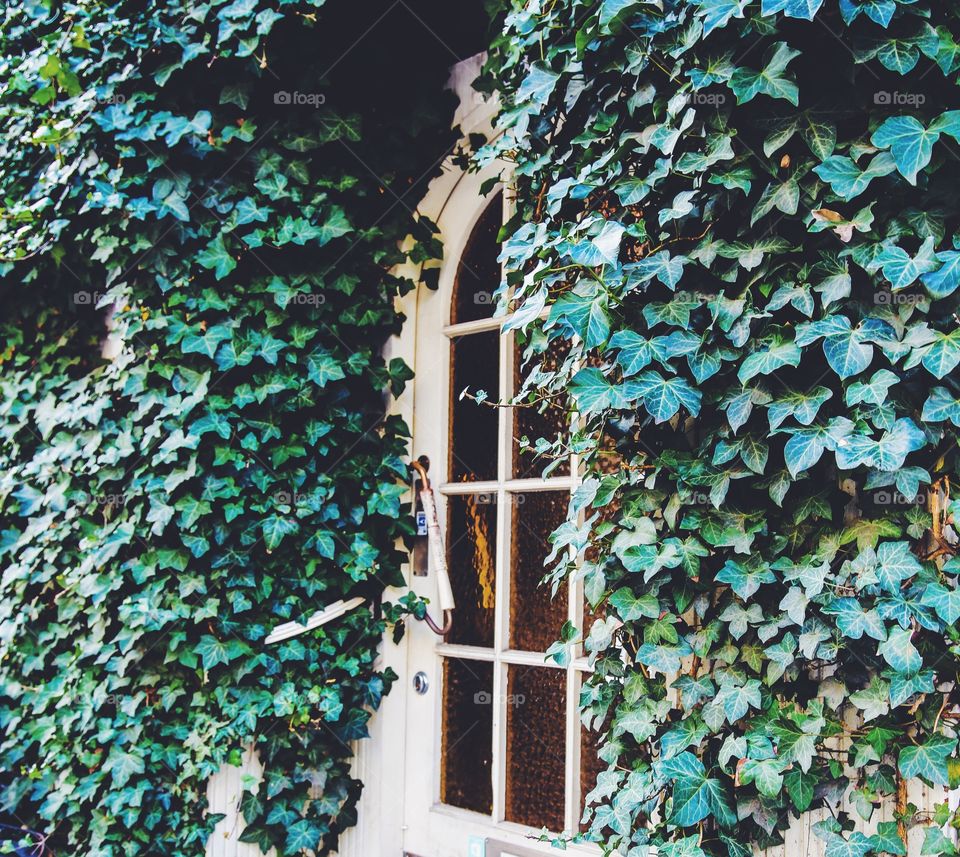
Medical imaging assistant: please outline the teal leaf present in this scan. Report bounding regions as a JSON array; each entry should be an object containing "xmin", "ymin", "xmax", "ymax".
[
  {"xmin": 871, "ymin": 116, "xmax": 940, "ymax": 184},
  {"xmin": 921, "ymin": 329, "xmax": 960, "ymax": 379},
  {"xmin": 196, "ymin": 234, "xmax": 238, "ymax": 279},
  {"xmin": 693, "ymin": 0, "xmax": 748, "ymax": 35},
  {"xmin": 738, "ymin": 337, "xmax": 801, "ymax": 383},
  {"xmin": 898, "ymin": 735, "xmax": 957, "ymax": 786},
  {"xmin": 814, "ymin": 152, "xmax": 896, "ymax": 201},
  {"xmin": 627, "ymin": 251, "xmax": 688, "ymax": 290},
  {"xmin": 517, "ymin": 62, "xmax": 560, "ymax": 105},
  {"xmin": 671, "ymin": 771, "xmax": 737, "ymax": 827},
  {"xmin": 728, "ymin": 42, "xmax": 800, "ymax": 106},
  {"xmin": 876, "ymin": 237, "xmax": 939, "ymax": 290},
  {"xmin": 920, "ymin": 582, "xmax": 960, "ymax": 625},
  {"xmin": 877, "ymin": 627, "xmax": 922, "ymax": 674},
  {"xmin": 569, "ymin": 220, "xmax": 624, "ymax": 267},
  {"xmin": 633, "ymin": 371, "xmax": 703, "ymax": 423},
  {"xmin": 306, "ymin": 348, "xmax": 346, "ymax": 387},
  {"xmin": 921, "ymin": 250, "xmax": 960, "ymax": 298},
  {"xmin": 760, "ymin": 0, "xmax": 823, "ymax": 18},
  {"xmin": 824, "ymin": 597, "xmax": 887, "ymax": 640},
  {"xmin": 262, "ymin": 514, "xmax": 300, "ymax": 550},
  {"xmin": 922, "ymin": 387, "xmax": 960, "ymax": 426}
]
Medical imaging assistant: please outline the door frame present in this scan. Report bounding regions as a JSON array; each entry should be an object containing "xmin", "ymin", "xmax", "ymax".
[{"xmin": 338, "ymin": 54, "xmax": 598, "ymax": 857}]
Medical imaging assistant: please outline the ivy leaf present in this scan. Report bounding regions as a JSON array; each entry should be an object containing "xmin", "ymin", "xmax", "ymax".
[
  {"xmin": 693, "ymin": 0, "xmax": 748, "ymax": 35},
  {"xmin": 715, "ymin": 679, "xmax": 762, "ymax": 722},
  {"xmin": 195, "ymin": 635, "xmax": 231, "ymax": 670},
  {"xmin": 306, "ymin": 348, "xmax": 346, "ymax": 387},
  {"xmin": 877, "ymin": 627, "xmax": 922, "ymax": 675},
  {"xmin": 569, "ymin": 220, "xmax": 624, "ymax": 267},
  {"xmin": 785, "ymin": 768, "xmax": 817, "ymax": 811},
  {"xmin": 824, "ymin": 597, "xmax": 887, "ymax": 640},
  {"xmin": 869, "ymin": 822, "xmax": 907, "ymax": 856},
  {"xmin": 104, "ymin": 746, "xmax": 146, "ymax": 788},
  {"xmin": 874, "ymin": 541, "xmax": 922, "ymax": 593},
  {"xmin": 517, "ymin": 61, "xmax": 560, "ymax": 105},
  {"xmin": 871, "ymin": 116, "xmax": 939, "ymax": 184},
  {"xmin": 760, "ymin": 0, "xmax": 823, "ymax": 19},
  {"xmin": 921, "ymin": 329, "xmax": 960, "ymax": 379},
  {"xmin": 728, "ymin": 42, "xmax": 801, "ymax": 105},
  {"xmin": 716, "ymin": 559, "xmax": 775, "ymax": 598},
  {"xmin": 920, "ymin": 582, "xmax": 960, "ymax": 625},
  {"xmin": 285, "ymin": 819, "xmax": 324, "ymax": 852},
  {"xmin": 738, "ymin": 336, "xmax": 801, "ymax": 383},
  {"xmin": 876, "ymin": 237, "xmax": 939, "ymax": 290},
  {"xmin": 181, "ymin": 323, "xmax": 234, "ymax": 359},
  {"xmin": 599, "ymin": 0, "xmax": 644, "ymax": 30},
  {"xmin": 822, "ymin": 832, "xmax": 874, "ymax": 857},
  {"xmin": 627, "ymin": 250, "xmax": 688, "ymax": 290},
  {"xmin": 814, "ymin": 152, "xmax": 896, "ymax": 201},
  {"xmin": 633, "ymin": 371, "xmax": 702, "ymax": 423},
  {"xmin": 740, "ymin": 758, "xmax": 785, "ymax": 797},
  {"xmin": 921, "ymin": 250, "xmax": 960, "ymax": 298},
  {"xmin": 850, "ymin": 676, "xmax": 891, "ymax": 721},
  {"xmin": 753, "ymin": 176, "xmax": 801, "ymax": 226},
  {"xmin": 671, "ymin": 771, "xmax": 737, "ymax": 827},
  {"xmin": 898, "ymin": 735, "xmax": 957, "ymax": 786},
  {"xmin": 571, "ymin": 367, "xmax": 626, "ymax": 415},
  {"xmin": 609, "ymin": 587, "xmax": 661, "ymax": 621},
  {"xmin": 796, "ymin": 315, "xmax": 873, "ymax": 379},
  {"xmin": 196, "ymin": 234, "xmax": 237, "ymax": 279},
  {"xmin": 262, "ymin": 515, "xmax": 299, "ymax": 550}
]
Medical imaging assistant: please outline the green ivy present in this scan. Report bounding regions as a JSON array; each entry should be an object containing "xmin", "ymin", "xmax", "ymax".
[
  {"xmin": 0, "ymin": 1, "xmax": 466, "ymax": 854},
  {"xmin": 484, "ymin": 1, "xmax": 960, "ymax": 855}
]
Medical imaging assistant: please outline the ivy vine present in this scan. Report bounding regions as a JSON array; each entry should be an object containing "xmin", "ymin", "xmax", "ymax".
[
  {"xmin": 0, "ymin": 1, "xmax": 472, "ymax": 854},
  {"xmin": 484, "ymin": 1, "xmax": 960, "ymax": 855}
]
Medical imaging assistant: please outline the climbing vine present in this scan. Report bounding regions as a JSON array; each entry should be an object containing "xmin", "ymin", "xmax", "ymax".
[
  {"xmin": 484, "ymin": 1, "xmax": 960, "ymax": 855},
  {"xmin": 0, "ymin": 1, "xmax": 469, "ymax": 854}
]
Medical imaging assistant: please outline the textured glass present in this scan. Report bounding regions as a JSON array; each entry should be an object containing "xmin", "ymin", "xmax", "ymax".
[
  {"xmin": 441, "ymin": 658, "xmax": 494, "ymax": 814},
  {"xmin": 505, "ymin": 666, "xmax": 566, "ymax": 830},
  {"xmin": 450, "ymin": 331, "xmax": 499, "ymax": 482},
  {"xmin": 512, "ymin": 339, "xmax": 570, "ymax": 478},
  {"xmin": 445, "ymin": 494, "xmax": 497, "ymax": 647},
  {"xmin": 580, "ymin": 723, "xmax": 607, "ymax": 831},
  {"xmin": 509, "ymin": 491, "xmax": 569, "ymax": 652},
  {"xmin": 452, "ymin": 192, "xmax": 502, "ymax": 323}
]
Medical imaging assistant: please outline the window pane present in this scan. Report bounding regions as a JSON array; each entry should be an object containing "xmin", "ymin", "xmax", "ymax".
[
  {"xmin": 452, "ymin": 192, "xmax": 502, "ymax": 323},
  {"xmin": 512, "ymin": 338, "xmax": 570, "ymax": 478},
  {"xmin": 504, "ymin": 666, "xmax": 566, "ymax": 831},
  {"xmin": 441, "ymin": 658, "xmax": 494, "ymax": 815},
  {"xmin": 450, "ymin": 331, "xmax": 499, "ymax": 482},
  {"xmin": 509, "ymin": 491, "xmax": 568, "ymax": 652},
  {"xmin": 445, "ymin": 494, "xmax": 497, "ymax": 647},
  {"xmin": 580, "ymin": 721, "xmax": 607, "ymax": 832}
]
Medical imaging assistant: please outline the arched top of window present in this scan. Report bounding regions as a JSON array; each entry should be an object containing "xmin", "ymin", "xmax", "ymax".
[{"xmin": 450, "ymin": 190, "xmax": 502, "ymax": 325}]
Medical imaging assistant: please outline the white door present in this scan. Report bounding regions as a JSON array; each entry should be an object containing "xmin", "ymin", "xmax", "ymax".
[{"xmin": 399, "ymin": 168, "xmax": 601, "ymax": 857}]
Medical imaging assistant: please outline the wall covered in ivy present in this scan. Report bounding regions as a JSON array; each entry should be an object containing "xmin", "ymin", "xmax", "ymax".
[
  {"xmin": 483, "ymin": 1, "xmax": 960, "ymax": 855},
  {"xmin": 0, "ymin": 1, "xmax": 486, "ymax": 854}
]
